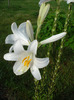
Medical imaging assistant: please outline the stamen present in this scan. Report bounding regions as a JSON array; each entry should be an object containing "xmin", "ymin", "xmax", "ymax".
[
  {"xmin": 27, "ymin": 56, "xmax": 30, "ymax": 60},
  {"xmin": 27, "ymin": 59, "xmax": 32, "ymax": 67},
  {"xmin": 22, "ymin": 56, "xmax": 32, "ymax": 67},
  {"xmin": 24, "ymin": 60, "xmax": 28, "ymax": 66},
  {"xmin": 22, "ymin": 57, "xmax": 27, "ymax": 63}
]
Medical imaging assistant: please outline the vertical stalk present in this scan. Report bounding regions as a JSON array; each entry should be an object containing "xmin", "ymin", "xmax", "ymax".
[
  {"xmin": 34, "ymin": 79, "xmax": 39, "ymax": 100},
  {"xmin": 36, "ymin": 26, "xmax": 41, "ymax": 39},
  {"xmin": 47, "ymin": 0, "xmax": 61, "ymax": 57},
  {"xmin": 55, "ymin": 3, "xmax": 72, "ymax": 80},
  {"xmin": 47, "ymin": 0, "xmax": 61, "ymax": 99},
  {"xmin": 47, "ymin": 3, "xmax": 72, "ymax": 100}
]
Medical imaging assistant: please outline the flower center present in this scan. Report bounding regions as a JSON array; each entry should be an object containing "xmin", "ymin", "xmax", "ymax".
[{"xmin": 22, "ymin": 56, "xmax": 32, "ymax": 67}]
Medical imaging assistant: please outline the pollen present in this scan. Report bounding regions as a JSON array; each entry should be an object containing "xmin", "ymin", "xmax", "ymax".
[
  {"xmin": 22, "ymin": 56, "xmax": 32, "ymax": 67},
  {"xmin": 22, "ymin": 57, "xmax": 27, "ymax": 63}
]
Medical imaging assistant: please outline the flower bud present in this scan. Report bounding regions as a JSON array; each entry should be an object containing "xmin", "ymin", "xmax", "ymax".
[{"xmin": 37, "ymin": 3, "xmax": 50, "ymax": 27}]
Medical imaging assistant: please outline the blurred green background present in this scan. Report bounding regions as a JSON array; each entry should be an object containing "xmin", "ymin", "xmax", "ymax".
[{"xmin": 0, "ymin": 0, "xmax": 74, "ymax": 100}]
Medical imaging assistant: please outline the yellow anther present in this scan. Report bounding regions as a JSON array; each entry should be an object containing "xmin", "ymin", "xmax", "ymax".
[
  {"xmin": 24, "ymin": 60, "xmax": 28, "ymax": 66},
  {"xmin": 27, "ymin": 56, "xmax": 30, "ymax": 60},
  {"xmin": 27, "ymin": 59, "xmax": 32, "ymax": 67},
  {"xmin": 22, "ymin": 57, "xmax": 27, "ymax": 63},
  {"xmin": 22, "ymin": 56, "xmax": 32, "ymax": 67}
]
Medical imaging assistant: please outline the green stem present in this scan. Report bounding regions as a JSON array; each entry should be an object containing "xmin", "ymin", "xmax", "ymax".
[
  {"xmin": 56, "ymin": 3, "xmax": 72, "ymax": 72},
  {"xmin": 34, "ymin": 79, "xmax": 39, "ymax": 100},
  {"xmin": 47, "ymin": 3, "xmax": 72, "ymax": 100},
  {"xmin": 36, "ymin": 26, "xmax": 40, "ymax": 39},
  {"xmin": 52, "ymin": 0, "xmax": 60, "ymax": 35},
  {"xmin": 47, "ymin": 1, "xmax": 61, "ymax": 99},
  {"xmin": 47, "ymin": 0, "xmax": 61, "ymax": 57}
]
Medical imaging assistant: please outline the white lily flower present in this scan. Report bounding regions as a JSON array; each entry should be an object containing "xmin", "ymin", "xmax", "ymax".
[
  {"xmin": 39, "ymin": 0, "xmax": 51, "ymax": 6},
  {"xmin": 4, "ymin": 40, "xmax": 49, "ymax": 80},
  {"xmin": 40, "ymin": 32, "xmax": 67, "ymax": 45},
  {"xmin": 5, "ymin": 22, "xmax": 31, "ymax": 52},
  {"xmin": 64, "ymin": 0, "xmax": 74, "ymax": 4}
]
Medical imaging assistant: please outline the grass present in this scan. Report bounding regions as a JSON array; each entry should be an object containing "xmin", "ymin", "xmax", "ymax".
[{"xmin": 0, "ymin": 0, "xmax": 74, "ymax": 100}]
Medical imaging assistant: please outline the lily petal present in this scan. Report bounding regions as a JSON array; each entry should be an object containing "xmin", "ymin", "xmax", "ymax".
[
  {"xmin": 14, "ymin": 41, "xmax": 24, "ymax": 54},
  {"xmin": 40, "ymin": 32, "xmax": 67, "ymax": 45},
  {"xmin": 11, "ymin": 22, "xmax": 18, "ymax": 34},
  {"xmin": 30, "ymin": 65, "xmax": 41, "ymax": 80},
  {"xmin": 26, "ymin": 20, "xmax": 34, "ymax": 41},
  {"xmin": 34, "ymin": 57, "xmax": 49, "ymax": 68},
  {"xmin": 39, "ymin": 0, "xmax": 51, "ymax": 6},
  {"xmin": 9, "ymin": 40, "xmax": 29, "ymax": 53},
  {"xmin": 4, "ymin": 53, "xmax": 18, "ymax": 61},
  {"xmin": 20, "ymin": 39, "xmax": 30, "ymax": 46},
  {"xmin": 28, "ymin": 40, "xmax": 38, "ymax": 55},
  {"xmin": 18, "ymin": 22, "xmax": 29, "ymax": 40},
  {"xmin": 18, "ymin": 22, "xmax": 26, "ymax": 33},
  {"xmin": 64, "ymin": 0, "xmax": 74, "ymax": 4},
  {"xmin": 13, "ymin": 61, "xmax": 30, "ymax": 75},
  {"xmin": 9, "ymin": 45, "xmax": 14, "ymax": 53},
  {"xmin": 7, "ymin": 22, "xmax": 30, "ymax": 46},
  {"xmin": 67, "ymin": 0, "xmax": 74, "ymax": 4},
  {"xmin": 5, "ymin": 34, "xmax": 16, "ymax": 44}
]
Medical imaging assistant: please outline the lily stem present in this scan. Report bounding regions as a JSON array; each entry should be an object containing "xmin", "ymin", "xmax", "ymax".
[
  {"xmin": 36, "ymin": 26, "xmax": 40, "ymax": 39},
  {"xmin": 47, "ymin": 3, "xmax": 72, "ymax": 100},
  {"xmin": 47, "ymin": 0, "xmax": 61, "ymax": 57},
  {"xmin": 34, "ymin": 79, "xmax": 39, "ymax": 100},
  {"xmin": 47, "ymin": 0, "xmax": 61, "ymax": 99}
]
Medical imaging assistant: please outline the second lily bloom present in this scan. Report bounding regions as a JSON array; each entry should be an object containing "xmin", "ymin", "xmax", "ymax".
[{"xmin": 5, "ymin": 21, "xmax": 66, "ymax": 51}]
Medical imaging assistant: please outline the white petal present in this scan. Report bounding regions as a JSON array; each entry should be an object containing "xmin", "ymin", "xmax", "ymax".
[
  {"xmin": 39, "ymin": 0, "xmax": 51, "ymax": 6},
  {"xmin": 66, "ymin": 0, "xmax": 74, "ymax": 4},
  {"xmin": 5, "ymin": 33, "xmax": 25, "ymax": 45},
  {"xmin": 5, "ymin": 33, "xmax": 22, "ymax": 45},
  {"xmin": 9, "ymin": 45, "xmax": 14, "ymax": 53},
  {"xmin": 14, "ymin": 41, "xmax": 24, "ymax": 54},
  {"xmin": 26, "ymin": 20, "xmax": 34, "ymax": 41},
  {"xmin": 40, "ymin": 32, "xmax": 67, "ymax": 45},
  {"xmin": 30, "ymin": 65, "xmax": 41, "ymax": 80},
  {"xmin": 4, "ymin": 53, "xmax": 18, "ymax": 61},
  {"xmin": 17, "ymin": 31, "xmax": 30, "ymax": 46},
  {"xmin": 11, "ymin": 22, "xmax": 30, "ymax": 46},
  {"xmin": 18, "ymin": 33, "xmax": 30, "ymax": 46},
  {"xmin": 64, "ymin": 0, "xmax": 74, "ymax": 4},
  {"xmin": 9, "ymin": 41, "xmax": 29, "ymax": 53},
  {"xmin": 34, "ymin": 57, "xmax": 49, "ymax": 68},
  {"xmin": 18, "ymin": 22, "xmax": 29, "ymax": 40},
  {"xmin": 18, "ymin": 22, "xmax": 26, "ymax": 33},
  {"xmin": 27, "ymin": 40, "xmax": 38, "ymax": 55},
  {"xmin": 13, "ymin": 61, "xmax": 30, "ymax": 75},
  {"xmin": 5, "ymin": 34, "xmax": 15, "ymax": 44},
  {"xmin": 20, "ymin": 39, "xmax": 30, "ymax": 46},
  {"xmin": 11, "ymin": 22, "xmax": 18, "ymax": 34}
]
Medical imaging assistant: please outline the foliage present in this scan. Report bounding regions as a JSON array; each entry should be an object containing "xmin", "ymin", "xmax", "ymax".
[{"xmin": 38, "ymin": 11, "xmax": 74, "ymax": 50}]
